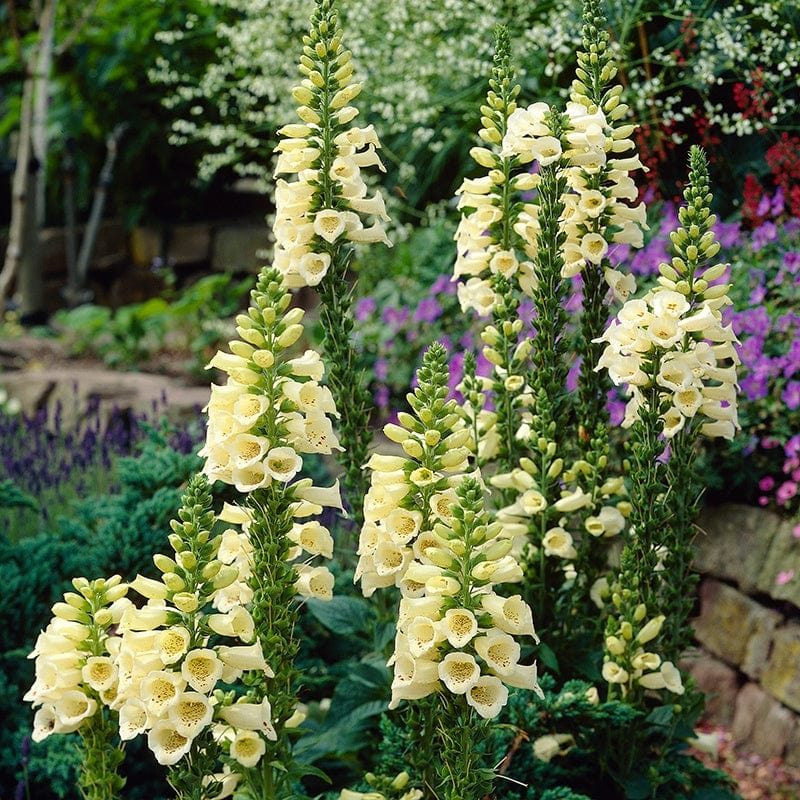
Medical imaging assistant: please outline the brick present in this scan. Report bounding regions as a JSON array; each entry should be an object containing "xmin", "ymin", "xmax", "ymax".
[
  {"xmin": 741, "ymin": 604, "xmax": 782, "ymax": 680},
  {"xmin": 130, "ymin": 226, "xmax": 163, "ymax": 267},
  {"xmin": 761, "ymin": 623, "xmax": 800, "ymax": 713},
  {"xmin": 681, "ymin": 650, "xmax": 739, "ymax": 726},
  {"xmin": 692, "ymin": 579, "xmax": 774, "ymax": 668},
  {"xmin": 167, "ymin": 223, "xmax": 212, "ymax": 265},
  {"xmin": 211, "ymin": 225, "xmax": 270, "ymax": 274},
  {"xmin": 731, "ymin": 682, "xmax": 794, "ymax": 759},
  {"xmin": 693, "ymin": 504, "xmax": 780, "ymax": 592}
]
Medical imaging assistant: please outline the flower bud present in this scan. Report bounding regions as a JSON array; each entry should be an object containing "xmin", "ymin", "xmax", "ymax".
[
  {"xmin": 401, "ymin": 438, "xmax": 424, "ymax": 459},
  {"xmin": 94, "ymin": 608, "xmax": 113, "ymax": 627},
  {"xmin": 153, "ymin": 554, "xmax": 178, "ymax": 574},
  {"xmin": 64, "ymin": 593, "xmax": 90, "ymax": 611},
  {"xmin": 202, "ymin": 561, "xmax": 222, "ymax": 581},
  {"xmin": 53, "ymin": 602, "xmax": 89, "ymax": 623},
  {"xmin": 162, "ymin": 573, "xmax": 186, "ymax": 592},
  {"xmin": 172, "ymin": 592, "xmax": 199, "ymax": 613},
  {"xmin": 177, "ymin": 551, "xmax": 197, "ymax": 571},
  {"xmin": 636, "ymin": 615, "xmax": 665, "ymax": 644}
]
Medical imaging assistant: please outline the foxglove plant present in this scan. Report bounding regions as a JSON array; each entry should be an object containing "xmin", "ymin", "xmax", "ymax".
[
  {"xmin": 357, "ymin": 344, "xmax": 541, "ymax": 799},
  {"xmin": 274, "ymin": 0, "xmax": 391, "ymax": 527},
  {"xmin": 24, "ymin": 576, "xmax": 130, "ymax": 800},
  {"xmin": 451, "ymin": 26, "xmax": 537, "ymax": 481},
  {"xmin": 597, "ymin": 146, "xmax": 739, "ymax": 696},
  {"xmin": 199, "ymin": 266, "xmax": 342, "ymax": 796},
  {"xmin": 117, "ymin": 475, "xmax": 276, "ymax": 799}
]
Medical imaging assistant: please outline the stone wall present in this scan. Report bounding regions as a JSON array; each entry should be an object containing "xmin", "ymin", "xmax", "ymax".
[
  {"xmin": 2, "ymin": 219, "xmax": 270, "ymax": 312},
  {"xmin": 688, "ymin": 503, "xmax": 800, "ymax": 766}
]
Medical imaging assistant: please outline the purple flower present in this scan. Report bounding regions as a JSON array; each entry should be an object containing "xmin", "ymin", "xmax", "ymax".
[
  {"xmin": 713, "ymin": 220, "xmax": 741, "ymax": 249},
  {"xmin": 782, "ymin": 381, "xmax": 800, "ymax": 411},
  {"xmin": 771, "ymin": 186, "xmax": 785, "ymax": 218},
  {"xmin": 373, "ymin": 384, "xmax": 390, "ymax": 411},
  {"xmin": 740, "ymin": 372, "xmax": 769, "ymax": 401},
  {"xmin": 784, "ymin": 252, "xmax": 800, "ymax": 275},
  {"xmin": 447, "ymin": 351, "xmax": 465, "ymax": 399},
  {"xmin": 785, "ymin": 435, "xmax": 800, "ymax": 458},
  {"xmin": 374, "ymin": 358, "xmax": 389, "ymax": 380},
  {"xmin": 749, "ymin": 285, "xmax": 767, "ymax": 305},
  {"xmin": 752, "ymin": 221, "xmax": 778, "ymax": 252},
  {"xmin": 566, "ymin": 358, "xmax": 581, "ymax": 392},
  {"xmin": 759, "ymin": 476, "xmax": 776, "ymax": 491},
  {"xmin": 776, "ymin": 480, "xmax": 798, "ymax": 506},
  {"xmin": 382, "ymin": 306, "xmax": 409, "ymax": 330},
  {"xmin": 431, "ymin": 274, "xmax": 457, "ymax": 296},
  {"xmin": 355, "ymin": 296, "xmax": 377, "ymax": 321},
  {"xmin": 414, "ymin": 296, "xmax": 442, "ymax": 324}
]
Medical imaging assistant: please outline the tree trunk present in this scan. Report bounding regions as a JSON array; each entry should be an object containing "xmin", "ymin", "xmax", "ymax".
[{"xmin": 0, "ymin": 0, "xmax": 58, "ymax": 318}]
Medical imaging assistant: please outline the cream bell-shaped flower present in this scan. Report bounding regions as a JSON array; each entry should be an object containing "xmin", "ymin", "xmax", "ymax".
[
  {"xmin": 481, "ymin": 593, "xmax": 539, "ymax": 641},
  {"xmin": 466, "ymin": 675, "xmax": 510, "ymax": 719},
  {"xmin": 441, "ymin": 608, "xmax": 479, "ymax": 648},
  {"xmin": 218, "ymin": 697, "xmax": 277, "ymax": 740},
  {"xmin": 168, "ymin": 691, "xmax": 214, "ymax": 738},
  {"xmin": 181, "ymin": 648, "xmax": 224, "ymax": 694},
  {"xmin": 156, "ymin": 627, "xmax": 191, "ymax": 665},
  {"xmin": 119, "ymin": 698, "xmax": 149, "ymax": 741},
  {"xmin": 141, "ymin": 670, "xmax": 186, "ymax": 715},
  {"xmin": 147, "ymin": 718, "xmax": 192, "ymax": 766},
  {"xmin": 295, "ymin": 564, "xmax": 335, "ymax": 600},
  {"xmin": 52, "ymin": 691, "xmax": 97, "ymax": 732},
  {"xmin": 406, "ymin": 616, "xmax": 443, "ymax": 658},
  {"xmin": 207, "ymin": 606, "xmax": 256, "ymax": 642},
  {"xmin": 81, "ymin": 656, "xmax": 117, "ymax": 693},
  {"xmin": 438, "ymin": 652, "xmax": 481, "ymax": 695},
  {"xmin": 230, "ymin": 730, "xmax": 267, "ymax": 768}
]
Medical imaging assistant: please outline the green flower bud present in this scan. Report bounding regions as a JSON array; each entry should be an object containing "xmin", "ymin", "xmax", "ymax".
[
  {"xmin": 94, "ymin": 607, "xmax": 113, "ymax": 627},
  {"xmin": 177, "ymin": 551, "xmax": 198, "ymax": 571},
  {"xmin": 163, "ymin": 573, "xmax": 186, "ymax": 592},
  {"xmin": 153, "ymin": 554, "xmax": 178, "ymax": 574}
]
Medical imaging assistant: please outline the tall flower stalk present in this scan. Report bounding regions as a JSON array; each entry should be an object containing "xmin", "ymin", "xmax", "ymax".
[
  {"xmin": 357, "ymin": 344, "xmax": 541, "ymax": 798},
  {"xmin": 597, "ymin": 145, "xmax": 739, "ymax": 694},
  {"xmin": 453, "ymin": 26, "xmax": 535, "ymax": 477},
  {"xmin": 118, "ymin": 475, "xmax": 274, "ymax": 798},
  {"xmin": 24, "ymin": 576, "xmax": 130, "ymax": 800},
  {"xmin": 273, "ymin": 0, "xmax": 392, "ymax": 529},
  {"xmin": 199, "ymin": 266, "xmax": 342, "ymax": 796}
]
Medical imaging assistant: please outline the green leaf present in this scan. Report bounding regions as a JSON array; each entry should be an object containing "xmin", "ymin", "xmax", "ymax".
[
  {"xmin": 536, "ymin": 641, "xmax": 560, "ymax": 674},
  {"xmin": 305, "ymin": 595, "xmax": 373, "ymax": 636},
  {"xmin": 644, "ymin": 704, "xmax": 675, "ymax": 728}
]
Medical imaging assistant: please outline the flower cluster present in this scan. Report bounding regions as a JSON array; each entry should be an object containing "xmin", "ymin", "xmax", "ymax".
[
  {"xmin": 355, "ymin": 342, "xmax": 472, "ymax": 597},
  {"xmin": 388, "ymin": 476, "xmax": 542, "ymax": 718},
  {"xmin": 201, "ymin": 274, "xmax": 339, "ymax": 490},
  {"xmin": 500, "ymin": 98, "xmax": 647, "ymax": 284},
  {"xmin": 114, "ymin": 476, "xmax": 276, "ymax": 785},
  {"xmin": 272, "ymin": 0, "xmax": 390, "ymax": 289},
  {"xmin": 596, "ymin": 150, "xmax": 740, "ymax": 440},
  {"xmin": 199, "ymin": 268, "xmax": 341, "ymax": 599},
  {"xmin": 492, "ymin": 449, "xmax": 629, "ymax": 577},
  {"xmin": 25, "ymin": 576, "xmax": 130, "ymax": 742},
  {"xmin": 600, "ymin": 598, "xmax": 684, "ymax": 698}
]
